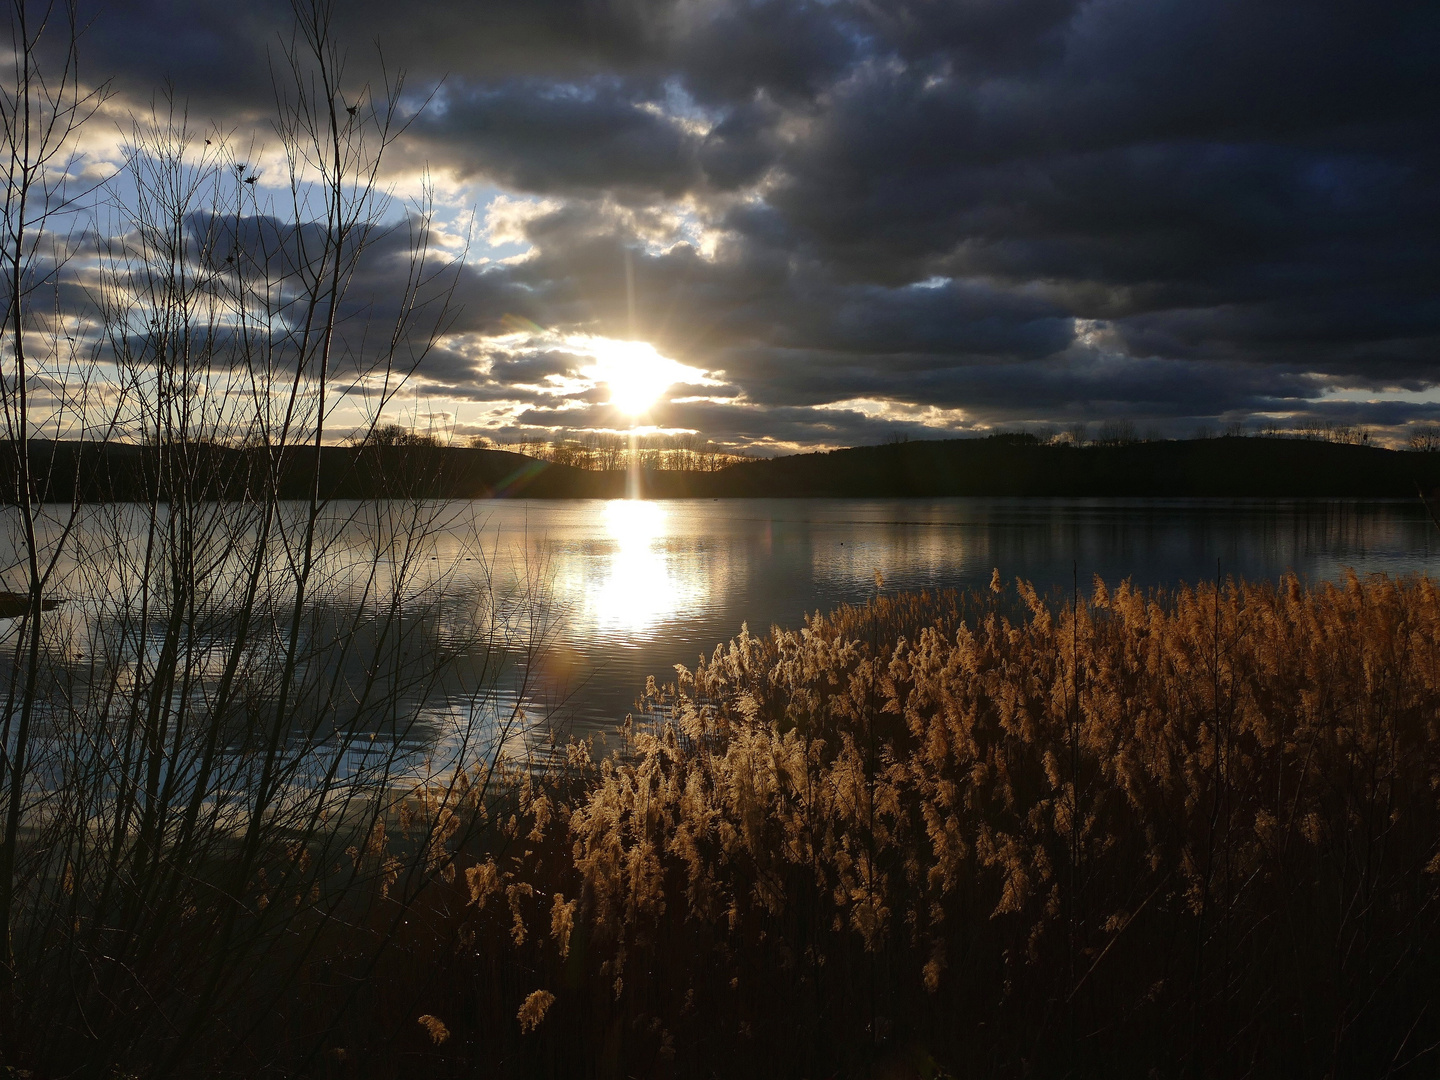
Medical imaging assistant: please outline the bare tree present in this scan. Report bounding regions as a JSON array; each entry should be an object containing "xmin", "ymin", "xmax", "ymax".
[
  {"xmin": 1095, "ymin": 419, "xmax": 1138, "ymax": 446},
  {"xmin": 0, "ymin": 0, "xmax": 108, "ymax": 993},
  {"xmin": 0, "ymin": 3, "xmax": 549, "ymax": 1075},
  {"xmin": 1410, "ymin": 425, "xmax": 1440, "ymax": 453}
]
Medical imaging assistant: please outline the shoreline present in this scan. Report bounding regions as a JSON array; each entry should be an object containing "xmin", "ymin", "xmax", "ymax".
[{"xmin": 7, "ymin": 434, "xmax": 1440, "ymax": 502}]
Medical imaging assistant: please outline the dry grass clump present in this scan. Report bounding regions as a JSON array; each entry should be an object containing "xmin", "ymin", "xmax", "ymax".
[
  {"xmin": 59, "ymin": 573, "xmax": 1440, "ymax": 1078},
  {"xmin": 382, "ymin": 572, "xmax": 1440, "ymax": 1079}
]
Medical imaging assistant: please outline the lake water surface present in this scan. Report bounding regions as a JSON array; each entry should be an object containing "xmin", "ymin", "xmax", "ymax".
[
  {"xmin": 464, "ymin": 497, "xmax": 1440, "ymax": 734},
  {"xmin": 9, "ymin": 497, "xmax": 1436, "ymax": 755}
]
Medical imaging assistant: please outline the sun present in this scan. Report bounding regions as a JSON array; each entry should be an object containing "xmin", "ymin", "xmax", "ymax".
[{"xmin": 585, "ymin": 338, "xmax": 695, "ymax": 417}]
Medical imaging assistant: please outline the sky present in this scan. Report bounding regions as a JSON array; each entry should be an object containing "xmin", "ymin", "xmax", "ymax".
[{"xmin": 52, "ymin": 0, "xmax": 1440, "ymax": 453}]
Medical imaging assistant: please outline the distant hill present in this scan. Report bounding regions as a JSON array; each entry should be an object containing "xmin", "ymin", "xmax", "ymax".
[
  {"xmin": 648, "ymin": 436, "xmax": 1440, "ymax": 499},
  {"xmin": 4, "ymin": 441, "xmax": 618, "ymax": 502},
  {"xmin": 7, "ymin": 435, "xmax": 1440, "ymax": 502}
]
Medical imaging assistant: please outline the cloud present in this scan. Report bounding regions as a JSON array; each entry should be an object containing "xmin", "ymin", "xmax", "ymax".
[
  {"xmin": 408, "ymin": 78, "xmax": 707, "ymax": 199},
  {"xmin": 33, "ymin": 0, "xmax": 1440, "ymax": 448}
]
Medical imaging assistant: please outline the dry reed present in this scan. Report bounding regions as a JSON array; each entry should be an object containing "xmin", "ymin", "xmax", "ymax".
[{"xmin": 316, "ymin": 572, "xmax": 1440, "ymax": 1079}]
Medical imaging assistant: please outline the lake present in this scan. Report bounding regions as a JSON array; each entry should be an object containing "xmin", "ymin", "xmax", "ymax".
[
  {"xmin": 455, "ymin": 497, "xmax": 1440, "ymax": 736},
  {"xmin": 6, "ymin": 496, "xmax": 1437, "ymax": 759}
]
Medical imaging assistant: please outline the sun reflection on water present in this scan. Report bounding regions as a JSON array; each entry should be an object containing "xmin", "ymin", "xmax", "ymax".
[{"xmin": 588, "ymin": 498, "xmax": 696, "ymax": 638}]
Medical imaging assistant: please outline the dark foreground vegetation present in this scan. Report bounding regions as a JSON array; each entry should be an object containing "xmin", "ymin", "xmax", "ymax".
[
  {"xmin": 13, "ymin": 431, "xmax": 1440, "ymax": 502},
  {"xmin": 13, "ymin": 574, "xmax": 1438, "ymax": 1078}
]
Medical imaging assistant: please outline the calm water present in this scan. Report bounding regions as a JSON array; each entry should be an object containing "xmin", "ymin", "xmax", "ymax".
[
  {"xmin": 461, "ymin": 497, "xmax": 1440, "ymax": 734},
  {"xmin": 9, "ymin": 497, "xmax": 1437, "ymax": 752}
]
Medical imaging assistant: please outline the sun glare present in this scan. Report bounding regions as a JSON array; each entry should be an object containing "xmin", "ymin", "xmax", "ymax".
[
  {"xmin": 592, "ymin": 498, "xmax": 689, "ymax": 634},
  {"xmin": 585, "ymin": 338, "xmax": 696, "ymax": 417}
]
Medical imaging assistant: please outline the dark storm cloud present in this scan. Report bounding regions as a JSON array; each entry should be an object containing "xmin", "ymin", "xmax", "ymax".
[
  {"xmin": 509, "ymin": 398, "xmax": 942, "ymax": 449},
  {"xmin": 409, "ymin": 78, "xmax": 704, "ymax": 199},
  {"xmin": 487, "ymin": 350, "xmax": 588, "ymax": 385},
  {"xmin": 74, "ymin": 0, "xmax": 670, "ymax": 110},
  {"xmin": 674, "ymin": 1, "xmax": 860, "ymax": 105},
  {"xmin": 408, "ymin": 345, "xmax": 596, "ymax": 406},
  {"xmin": 706, "ymin": 346, "xmax": 1329, "ymax": 417},
  {"xmin": 74, "ymin": 0, "xmax": 1440, "ymax": 446},
  {"xmin": 476, "ymin": 200, "xmax": 1074, "ymax": 358}
]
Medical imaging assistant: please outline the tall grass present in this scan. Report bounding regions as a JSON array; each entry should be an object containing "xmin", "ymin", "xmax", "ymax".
[{"xmin": 301, "ymin": 573, "xmax": 1440, "ymax": 1079}]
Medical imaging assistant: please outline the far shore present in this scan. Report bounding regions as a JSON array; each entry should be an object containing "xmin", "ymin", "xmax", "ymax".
[{"xmin": 7, "ymin": 433, "xmax": 1440, "ymax": 502}]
